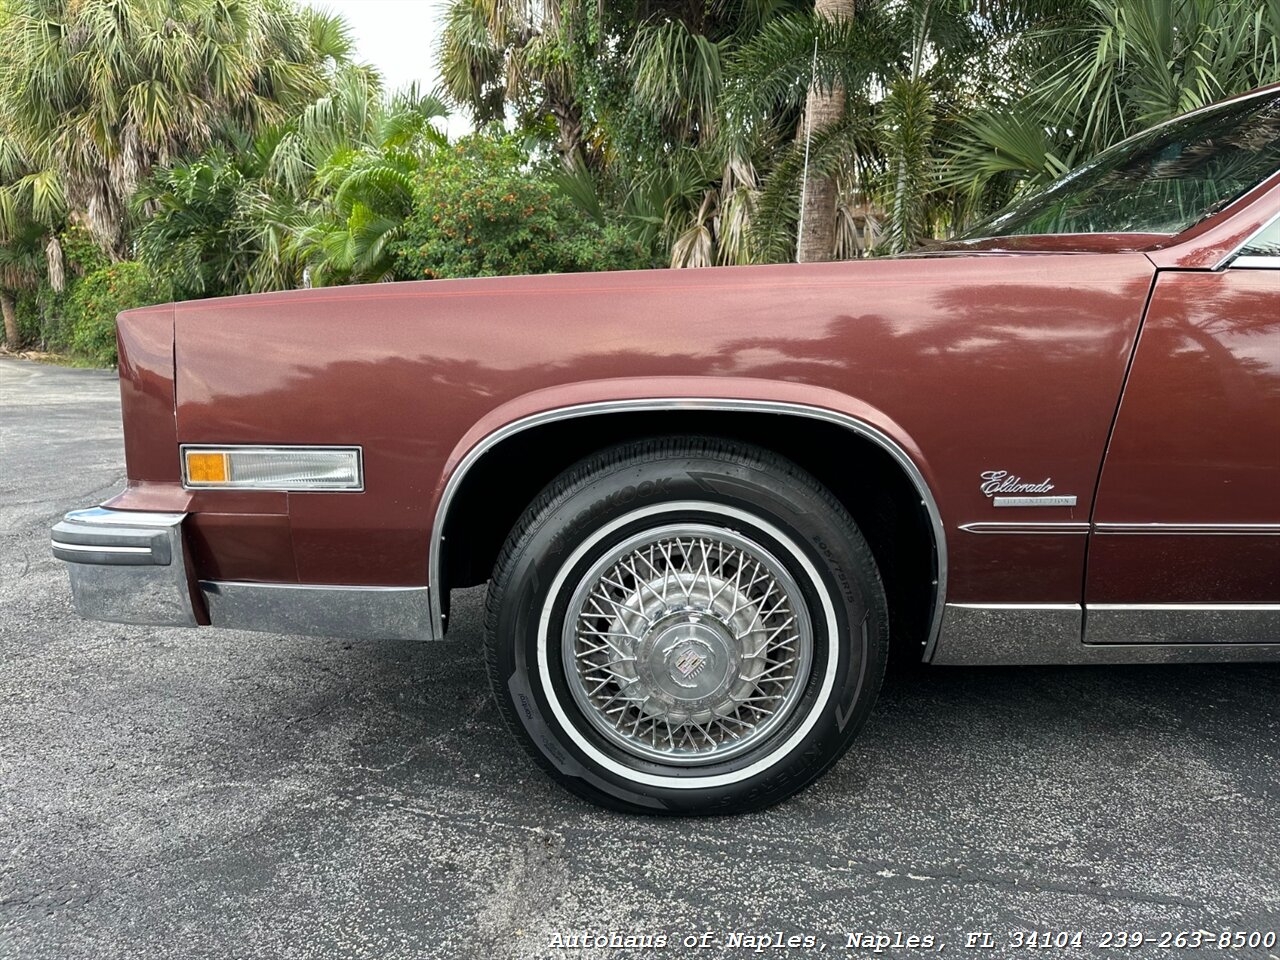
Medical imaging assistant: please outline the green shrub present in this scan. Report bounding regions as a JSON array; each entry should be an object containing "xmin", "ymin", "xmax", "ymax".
[
  {"xmin": 28, "ymin": 284, "xmax": 73, "ymax": 351},
  {"xmin": 66, "ymin": 262, "xmax": 168, "ymax": 366},
  {"xmin": 394, "ymin": 134, "xmax": 658, "ymax": 280},
  {"xmin": 60, "ymin": 224, "xmax": 110, "ymax": 278},
  {"xmin": 10, "ymin": 227, "xmax": 113, "ymax": 353},
  {"xmin": 8, "ymin": 285, "xmax": 71, "ymax": 352},
  {"xmin": 15, "ymin": 293, "xmax": 41, "ymax": 345}
]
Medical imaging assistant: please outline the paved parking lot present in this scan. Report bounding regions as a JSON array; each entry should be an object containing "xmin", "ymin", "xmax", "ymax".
[{"xmin": 1, "ymin": 357, "xmax": 1277, "ymax": 959}]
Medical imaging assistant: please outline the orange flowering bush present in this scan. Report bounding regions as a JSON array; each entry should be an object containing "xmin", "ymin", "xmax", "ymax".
[
  {"xmin": 394, "ymin": 134, "xmax": 656, "ymax": 280},
  {"xmin": 67, "ymin": 262, "xmax": 168, "ymax": 366}
]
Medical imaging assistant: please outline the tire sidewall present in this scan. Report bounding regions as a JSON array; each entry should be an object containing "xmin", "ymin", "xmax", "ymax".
[{"xmin": 490, "ymin": 449, "xmax": 886, "ymax": 814}]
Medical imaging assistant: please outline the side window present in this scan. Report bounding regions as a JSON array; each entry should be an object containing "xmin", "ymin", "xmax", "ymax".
[{"xmin": 1240, "ymin": 218, "xmax": 1280, "ymax": 257}]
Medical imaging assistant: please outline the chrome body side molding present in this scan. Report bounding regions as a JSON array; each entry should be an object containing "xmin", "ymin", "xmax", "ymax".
[
  {"xmin": 959, "ymin": 522, "xmax": 1089, "ymax": 535},
  {"xmin": 962, "ymin": 522, "xmax": 1280, "ymax": 536},
  {"xmin": 933, "ymin": 602, "xmax": 1280, "ymax": 664},
  {"xmin": 51, "ymin": 508, "xmax": 197, "ymax": 628},
  {"xmin": 429, "ymin": 398, "xmax": 948, "ymax": 654},
  {"xmin": 200, "ymin": 581, "xmax": 433, "ymax": 642},
  {"xmin": 1094, "ymin": 522, "xmax": 1280, "ymax": 535},
  {"xmin": 1086, "ymin": 604, "xmax": 1280, "ymax": 645}
]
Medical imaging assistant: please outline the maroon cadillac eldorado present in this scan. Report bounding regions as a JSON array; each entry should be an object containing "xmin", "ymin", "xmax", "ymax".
[{"xmin": 53, "ymin": 85, "xmax": 1280, "ymax": 813}]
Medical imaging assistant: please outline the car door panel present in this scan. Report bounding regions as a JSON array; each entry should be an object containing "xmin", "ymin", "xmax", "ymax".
[{"xmin": 1086, "ymin": 264, "xmax": 1280, "ymax": 640}]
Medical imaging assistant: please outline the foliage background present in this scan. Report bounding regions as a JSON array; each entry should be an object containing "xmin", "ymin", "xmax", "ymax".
[{"xmin": 1, "ymin": 0, "xmax": 1278, "ymax": 364}]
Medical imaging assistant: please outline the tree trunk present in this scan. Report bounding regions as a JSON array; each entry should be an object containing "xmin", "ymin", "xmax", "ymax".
[
  {"xmin": 2, "ymin": 291, "xmax": 20, "ymax": 352},
  {"xmin": 796, "ymin": 0, "xmax": 853, "ymax": 263},
  {"xmin": 547, "ymin": 80, "xmax": 592, "ymax": 173}
]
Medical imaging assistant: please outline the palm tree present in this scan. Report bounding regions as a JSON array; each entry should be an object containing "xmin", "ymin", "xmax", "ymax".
[
  {"xmin": 291, "ymin": 84, "xmax": 451, "ymax": 285},
  {"xmin": 132, "ymin": 145, "xmax": 261, "ymax": 298},
  {"xmin": 0, "ymin": 0, "xmax": 353, "ymax": 259},
  {"xmin": 0, "ymin": 218, "xmax": 44, "ymax": 350},
  {"xmin": 426, "ymin": 0, "xmax": 1280, "ymax": 268},
  {"xmin": 729, "ymin": 2, "xmax": 935, "ymax": 260},
  {"xmin": 439, "ymin": 1, "xmax": 829, "ymax": 268},
  {"xmin": 732, "ymin": 0, "xmax": 1095, "ymax": 259},
  {"xmin": 797, "ymin": 0, "xmax": 854, "ymax": 262},
  {"xmin": 438, "ymin": 0, "xmax": 592, "ymax": 171},
  {"xmin": 0, "ymin": 124, "xmax": 67, "ymax": 348},
  {"xmin": 136, "ymin": 69, "xmax": 450, "ymax": 293}
]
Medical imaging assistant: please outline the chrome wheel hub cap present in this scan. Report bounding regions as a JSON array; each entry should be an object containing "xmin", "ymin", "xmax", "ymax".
[{"xmin": 562, "ymin": 523, "xmax": 814, "ymax": 765}]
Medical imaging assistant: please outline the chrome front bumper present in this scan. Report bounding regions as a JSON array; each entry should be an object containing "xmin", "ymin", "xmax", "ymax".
[
  {"xmin": 51, "ymin": 507, "xmax": 197, "ymax": 628},
  {"xmin": 52, "ymin": 506, "xmax": 435, "ymax": 639}
]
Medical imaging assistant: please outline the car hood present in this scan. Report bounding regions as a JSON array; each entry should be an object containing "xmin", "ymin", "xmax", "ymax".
[{"xmin": 167, "ymin": 239, "xmax": 1155, "ymax": 315}]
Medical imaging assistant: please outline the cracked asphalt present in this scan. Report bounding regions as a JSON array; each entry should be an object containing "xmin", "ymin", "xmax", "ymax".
[{"xmin": 1, "ymin": 357, "xmax": 1278, "ymax": 959}]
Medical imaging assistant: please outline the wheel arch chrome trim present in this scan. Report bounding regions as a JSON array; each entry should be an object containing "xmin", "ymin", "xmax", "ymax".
[{"xmin": 428, "ymin": 398, "xmax": 948, "ymax": 657}]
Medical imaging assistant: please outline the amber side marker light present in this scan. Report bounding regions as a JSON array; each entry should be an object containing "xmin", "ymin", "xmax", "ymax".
[
  {"xmin": 185, "ymin": 452, "xmax": 229, "ymax": 484},
  {"xmin": 181, "ymin": 446, "xmax": 363, "ymax": 491}
]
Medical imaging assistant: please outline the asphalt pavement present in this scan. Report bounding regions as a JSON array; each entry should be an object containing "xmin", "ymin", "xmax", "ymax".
[{"xmin": 1, "ymin": 357, "xmax": 1277, "ymax": 960}]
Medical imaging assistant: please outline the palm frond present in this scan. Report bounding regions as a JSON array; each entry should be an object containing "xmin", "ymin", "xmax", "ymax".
[{"xmin": 630, "ymin": 19, "xmax": 724, "ymax": 139}]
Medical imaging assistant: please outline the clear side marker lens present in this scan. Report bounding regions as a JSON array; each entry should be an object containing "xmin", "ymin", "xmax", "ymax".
[{"xmin": 182, "ymin": 447, "xmax": 362, "ymax": 491}]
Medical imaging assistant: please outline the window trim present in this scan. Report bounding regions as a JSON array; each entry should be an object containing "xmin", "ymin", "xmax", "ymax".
[
  {"xmin": 1222, "ymin": 209, "xmax": 1280, "ymax": 269},
  {"xmin": 1230, "ymin": 254, "xmax": 1280, "ymax": 269}
]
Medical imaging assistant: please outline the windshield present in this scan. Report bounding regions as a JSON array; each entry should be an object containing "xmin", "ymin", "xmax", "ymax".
[{"xmin": 965, "ymin": 91, "xmax": 1280, "ymax": 239}]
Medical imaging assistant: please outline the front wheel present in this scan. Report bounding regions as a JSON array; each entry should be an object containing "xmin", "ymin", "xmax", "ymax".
[{"xmin": 484, "ymin": 437, "xmax": 888, "ymax": 814}]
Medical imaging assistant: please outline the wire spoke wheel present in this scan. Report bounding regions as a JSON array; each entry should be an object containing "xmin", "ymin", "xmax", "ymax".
[
  {"xmin": 489, "ymin": 439, "xmax": 888, "ymax": 813},
  {"xmin": 561, "ymin": 523, "xmax": 814, "ymax": 766}
]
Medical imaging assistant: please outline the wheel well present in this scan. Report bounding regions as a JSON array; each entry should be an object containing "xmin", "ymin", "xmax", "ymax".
[{"xmin": 439, "ymin": 411, "xmax": 938, "ymax": 663}]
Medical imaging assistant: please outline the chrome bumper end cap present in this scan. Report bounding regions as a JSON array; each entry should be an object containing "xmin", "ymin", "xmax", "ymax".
[{"xmin": 51, "ymin": 507, "xmax": 197, "ymax": 628}]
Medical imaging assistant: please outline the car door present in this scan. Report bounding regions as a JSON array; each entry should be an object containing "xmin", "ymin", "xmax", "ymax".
[{"xmin": 1084, "ymin": 216, "xmax": 1280, "ymax": 644}]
